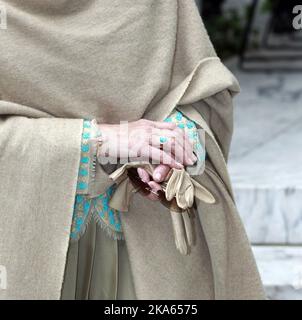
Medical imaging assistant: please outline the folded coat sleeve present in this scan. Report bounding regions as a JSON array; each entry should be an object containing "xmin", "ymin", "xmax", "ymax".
[
  {"xmin": 144, "ymin": 0, "xmax": 240, "ymax": 165},
  {"xmin": 173, "ymin": 0, "xmax": 239, "ymax": 162},
  {"xmin": 0, "ymin": 100, "xmax": 115, "ymax": 198},
  {"xmin": 0, "ymin": 100, "xmax": 115, "ymax": 299},
  {"xmin": 0, "ymin": 110, "xmax": 81, "ymax": 299},
  {"xmin": 189, "ymin": 90, "xmax": 234, "ymax": 162},
  {"xmin": 0, "ymin": 107, "xmax": 90, "ymax": 298}
]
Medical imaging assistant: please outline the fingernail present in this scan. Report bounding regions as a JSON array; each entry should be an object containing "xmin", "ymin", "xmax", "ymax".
[
  {"xmin": 176, "ymin": 162, "xmax": 183, "ymax": 169},
  {"xmin": 154, "ymin": 173, "xmax": 162, "ymax": 181}
]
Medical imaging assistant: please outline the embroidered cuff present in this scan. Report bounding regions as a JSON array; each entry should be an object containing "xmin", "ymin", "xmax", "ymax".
[
  {"xmin": 75, "ymin": 119, "xmax": 104, "ymax": 194},
  {"xmin": 76, "ymin": 120, "xmax": 93, "ymax": 194}
]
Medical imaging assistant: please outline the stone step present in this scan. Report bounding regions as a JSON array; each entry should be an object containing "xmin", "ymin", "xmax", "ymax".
[
  {"xmin": 252, "ymin": 246, "xmax": 302, "ymax": 300},
  {"xmin": 245, "ymin": 48, "xmax": 302, "ymax": 59},
  {"xmin": 264, "ymin": 34, "xmax": 302, "ymax": 49},
  {"xmin": 228, "ymin": 70, "xmax": 302, "ymax": 244},
  {"xmin": 240, "ymin": 59, "xmax": 302, "ymax": 71}
]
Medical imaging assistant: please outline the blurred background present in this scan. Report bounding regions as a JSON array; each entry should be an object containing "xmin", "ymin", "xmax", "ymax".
[{"xmin": 195, "ymin": 0, "xmax": 302, "ymax": 299}]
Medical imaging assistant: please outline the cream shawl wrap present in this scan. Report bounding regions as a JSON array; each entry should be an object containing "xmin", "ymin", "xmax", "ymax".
[{"xmin": 0, "ymin": 0, "xmax": 265, "ymax": 299}]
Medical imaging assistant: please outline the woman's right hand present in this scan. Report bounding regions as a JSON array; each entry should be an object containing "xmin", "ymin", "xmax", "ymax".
[{"xmin": 97, "ymin": 119, "xmax": 196, "ymax": 169}]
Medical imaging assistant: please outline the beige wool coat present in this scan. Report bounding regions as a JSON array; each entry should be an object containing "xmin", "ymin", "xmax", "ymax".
[{"xmin": 0, "ymin": 0, "xmax": 265, "ymax": 299}]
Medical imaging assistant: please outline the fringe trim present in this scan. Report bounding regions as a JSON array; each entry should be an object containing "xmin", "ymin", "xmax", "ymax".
[
  {"xmin": 92, "ymin": 210, "xmax": 125, "ymax": 241},
  {"xmin": 69, "ymin": 209, "xmax": 94, "ymax": 243},
  {"xmin": 70, "ymin": 207, "xmax": 125, "ymax": 243}
]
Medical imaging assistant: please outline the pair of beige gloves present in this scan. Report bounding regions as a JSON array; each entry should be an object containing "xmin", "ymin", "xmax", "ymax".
[{"xmin": 108, "ymin": 161, "xmax": 215, "ymax": 255}]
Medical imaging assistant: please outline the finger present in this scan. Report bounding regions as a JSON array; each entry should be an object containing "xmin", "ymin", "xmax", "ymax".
[
  {"xmin": 150, "ymin": 135, "xmax": 184, "ymax": 164},
  {"xmin": 175, "ymin": 136, "xmax": 198, "ymax": 165},
  {"xmin": 173, "ymin": 127, "xmax": 197, "ymax": 164},
  {"xmin": 140, "ymin": 145, "xmax": 183, "ymax": 169},
  {"xmin": 137, "ymin": 168, "xmax": 150, "ymax": 183},
  {"xmin": 174, "ymin": 127, "xmax": 195, "ymax": 160},
  {"xmin": 153, "ymin": 164, "xmax": 171, "ymax": 182},
  {"xmin": 171, "ymin": 137, "xmax": 193, "ymax": 166},
  {"xmin": 146, "ymin": 180, "xmax": 162, "ymax": 201},
  {"xmin": 151, "ymin": 129, "xmax": 195, "ymax": 165},
  {"xmin": 152, "ymin": 127, "xmax": 193, "ymax": 153},
  {"xmin": 151, "ymin": 121, "xmax": 177, "ymax": 130}
]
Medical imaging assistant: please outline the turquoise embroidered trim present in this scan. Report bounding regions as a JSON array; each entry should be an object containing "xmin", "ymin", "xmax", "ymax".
[
  {"xmin": 71, "ymin": 112, "xmax": 205, "ymax": 242},
  {"xmin": 70, "ymin": 119, "xmax": 123, "ymax": 241},
  {"xmin": 70, "ymin": 184, "xmax": 124, "ymax": 241},
  {"xmin": 76, "ymin": 120, "xmax": 91, "ymax": 194},
  {"xmin": 164, "ymin": 110, "xmax": 205, "ymax": 162}
]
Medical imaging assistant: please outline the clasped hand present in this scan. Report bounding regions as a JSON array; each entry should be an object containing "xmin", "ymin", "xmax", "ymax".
[{"xmin": 98, "ymin": 119, "xmax": 197, "ymax": 201}]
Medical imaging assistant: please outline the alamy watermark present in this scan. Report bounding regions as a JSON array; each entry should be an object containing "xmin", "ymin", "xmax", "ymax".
[
  {"xmin": 0, "ymin": 4, "xmax": 7, "ymax": 30},
  {"xmin": 293, "ymin": 5, "xmax": 302, "ymax": 30},
  {"xmin": 0, "ymin": 265, "xmax": 7, "ymax": 290}
]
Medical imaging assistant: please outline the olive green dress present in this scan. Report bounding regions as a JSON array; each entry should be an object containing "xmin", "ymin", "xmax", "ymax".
[{"xmin": 61, "ymin": 220, "xmax": 136, "ymax": 300}]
